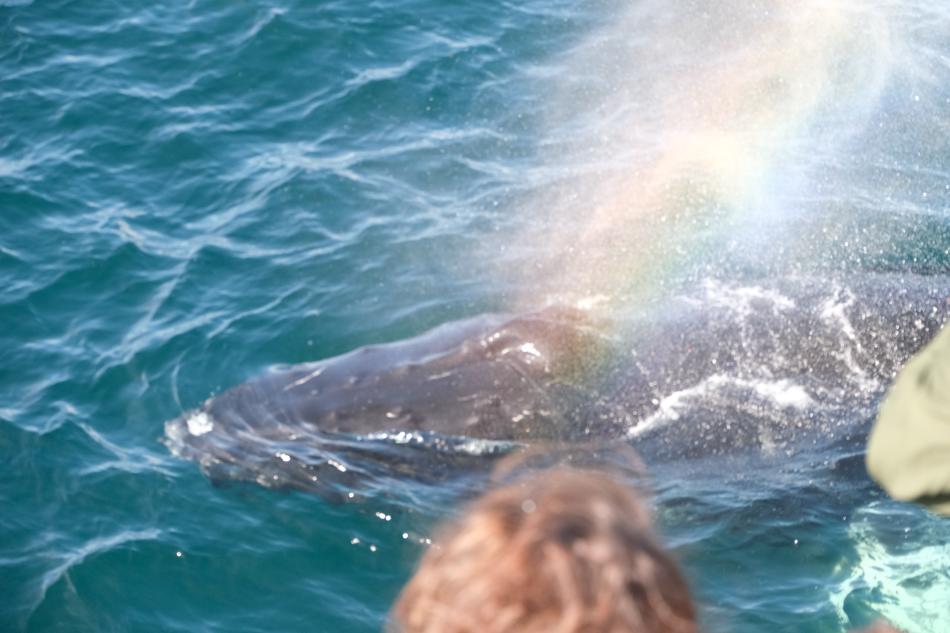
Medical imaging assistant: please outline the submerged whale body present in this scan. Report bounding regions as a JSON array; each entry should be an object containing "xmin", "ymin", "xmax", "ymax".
[{"xmin": 165, "ymin": 274, "xmax": 950, "ymax": 496}]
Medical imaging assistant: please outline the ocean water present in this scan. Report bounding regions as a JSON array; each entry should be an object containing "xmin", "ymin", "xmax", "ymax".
[{"xmin": 3, "ymin": 1, "xmax": 950, "ymax": 632}]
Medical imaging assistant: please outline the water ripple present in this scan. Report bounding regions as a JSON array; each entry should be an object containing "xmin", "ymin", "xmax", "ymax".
[
  {"xmin": 28, "ymin": 529, "xmax": 164, "ymax": 619},
  {"xmin": 4, "ymin": 0, "xmax": 950, "ymax": 631}
]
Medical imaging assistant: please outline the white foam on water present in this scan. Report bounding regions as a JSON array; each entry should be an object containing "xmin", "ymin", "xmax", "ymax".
[
  {"xmin": 829, "ymin": 507, "xmax": 950, "ymax": 633},
  {"xmin": 186, "ymin": 411, "xmax": 214, "ymax": 436},
  {"xmin": 519, "ymin": 342, "xmax": 542, "ymax": 358},
  {"xmin": 697, "ymin": 279, "xmax": 796, "ymax": 314},
  {"xmin": 453, "ymin": 437, "xmax": 519, "ymax": 456},
  {"xmin": 749, "ymin": 378, "xmax": 814, "ymax": 409},
  {"xmin": 629, "ymin": 378, "xmax": 714, "ymax": 437},
  {"xmin": 628, "ymin": 374, "xmax": 814, "ymax": 438},
  {"xmin": 364, "ymin": 430, "xmax": 426, "ymax": 445},
  {"xmin": 819, "ymin": 287, "xmax": 880, "ymax": 392},
  {"xmin": 820, "ymin": 289, "xmax": 859, "ymax": 343}
]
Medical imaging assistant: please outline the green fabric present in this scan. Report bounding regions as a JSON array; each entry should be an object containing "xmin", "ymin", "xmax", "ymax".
[{"xmin": 867, "ymin": 322, "xmax": 950, "ymax": 516}]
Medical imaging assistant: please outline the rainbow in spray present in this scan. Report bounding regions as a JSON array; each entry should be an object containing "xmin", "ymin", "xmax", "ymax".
[{"xmin": 519, "ymin": 0, "xmax": 894, "ymax": 310}]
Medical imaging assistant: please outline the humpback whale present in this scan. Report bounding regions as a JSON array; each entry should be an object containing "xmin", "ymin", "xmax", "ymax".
[{"xmin": 164, "ymin": 274, "xmax": 950, "ymax": 497}]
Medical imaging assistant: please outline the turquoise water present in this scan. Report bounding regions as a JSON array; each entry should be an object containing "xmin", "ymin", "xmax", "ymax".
[{"xmin": 3, "ymin": 1, "xmax": 950, "ymax": 632}]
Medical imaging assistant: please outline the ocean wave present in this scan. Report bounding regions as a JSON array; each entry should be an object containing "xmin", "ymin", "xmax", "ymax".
[
  {"xmin": 830, "ymin": 503, "xmax": 950, "ymax": 632},
  {"xmin": 25, "ymin": 529, "xmax": 163, "ymax": 620}
]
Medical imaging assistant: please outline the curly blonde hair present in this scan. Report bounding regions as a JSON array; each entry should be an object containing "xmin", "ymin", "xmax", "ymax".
[{"xmin": 391, "ymin": 468, "xmax": 698, "ymax": 633}]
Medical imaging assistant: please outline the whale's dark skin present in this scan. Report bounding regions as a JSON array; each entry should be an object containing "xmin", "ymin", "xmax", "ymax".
[
  {"xmin": 178, "ymin": 306, "xmax": 613, "ymax": 441},
  {"xmin": 164, "ymin": 307, "xmax": 620, "ymax": 494},
  {"xmin": 164, "ymin": 274, "xmax": 950, "ymax": 495}
]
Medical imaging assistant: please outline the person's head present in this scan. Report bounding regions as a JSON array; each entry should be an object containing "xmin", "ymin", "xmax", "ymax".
[{"xmin": 391, "ymin": 468, "xmax": 698, "ymax": 633}]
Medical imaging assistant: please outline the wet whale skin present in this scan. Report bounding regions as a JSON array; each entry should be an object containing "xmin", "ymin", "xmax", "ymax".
[{"xmin": 164, "ymin": 275, "xmax": 950, "ymax": 495}]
